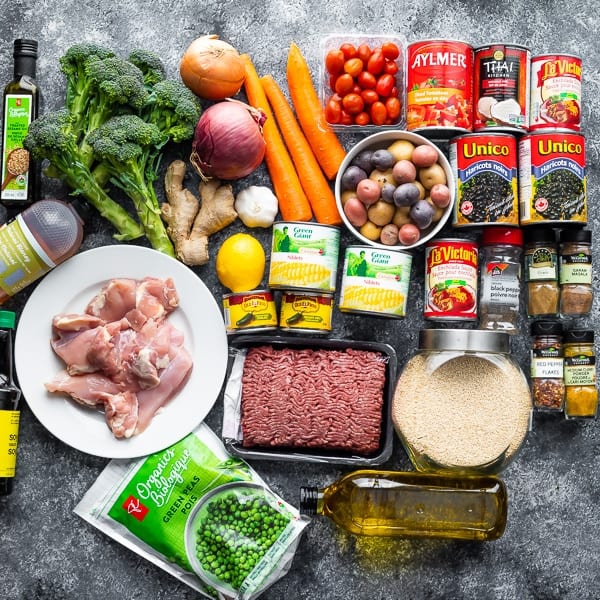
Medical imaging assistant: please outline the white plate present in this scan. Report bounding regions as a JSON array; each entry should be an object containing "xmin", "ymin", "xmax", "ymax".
[{"xmin": 15, "ymin": 245, "xmax": 228, "ymax": 459}]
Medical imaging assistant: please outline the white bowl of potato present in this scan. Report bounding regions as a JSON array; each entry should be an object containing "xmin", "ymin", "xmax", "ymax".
[{"xmin": 335, "ymin": 130, "xmax": 455, "ymax": 250}]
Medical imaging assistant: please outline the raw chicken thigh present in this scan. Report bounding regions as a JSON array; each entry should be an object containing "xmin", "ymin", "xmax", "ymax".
[{"xmin": 45, "ymin": 277, "xmax": 193, "ymax": 439}]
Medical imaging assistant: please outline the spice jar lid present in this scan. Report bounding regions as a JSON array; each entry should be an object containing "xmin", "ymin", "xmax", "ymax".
[
  {"xmin": 531, "ymin": 320, "xmax": 563, "ymax": 336},
  {"xmin": 524, "ymin": 226, "xmax": 557, "ymax": 244},
  {"xmin": 481, "ymin": 226, "xmax": 523, "ymax": 247},
  {"xmin": 559, "ymin": 228, "xmax": 591, "ymax": 243},
  {"xmin": 564, "ymin": 329, "xmax": 594, "ymax": 344},
  {"xmin": 418, "ymin": 328, "xmax": 510, "ymax": 354}
]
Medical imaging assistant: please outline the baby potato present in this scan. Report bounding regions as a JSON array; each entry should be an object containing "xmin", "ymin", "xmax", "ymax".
[
  {"xmin": 360, "ymin": 220, "xmax": 383, "ymax": 241},
  {"xmin": 419, "ymin": 163, "xmax": 447, "ymax": 189},
  {"xmin": 430, "ymin": 183, "xmax": 451, "ymax": 208},
  {"xmin": 413, "ymin": 180, "xmax": 427, "ymax": 201},
  {"xmin": 411, "ymin": 144, "xmax": 439, "ymax": 167},
  {"xmin": 398, "ymin": 223, "xmax": 421, "ymax": 246},
  {"xmin": 380, "ymin": 223, "xmax": 399, "ymax": 246},
  {"xmin": 426, "ymin": 196, "xmax": 446, "ymax": 222},
  {"xmin": 367, "ymin": 200, "xmax": 395, "ymax": 226},
  {"xmin": 369, "ymin": 168, "xmax": 396, "ymax": 187},
  {"xmin": 343, "ymin": 197, "xmax": 368, "ymax": 227},
  {"xmin": 387, "ymin": 139, "xmax": 415, "ymax": 162},
  {"xmin": 356, "ymin": 178, "xmax": 381, "ymax": 205},
  {"xmin": 392, "ymin": 159, "xmax": 417, "ymax": 184},
  {"xmin": 392, "ymin": 205, "xmax": 412, "ymax": 227},
  {"xmin": 341, "ymin": 189, "xmax": 359, "ymax": 207}
]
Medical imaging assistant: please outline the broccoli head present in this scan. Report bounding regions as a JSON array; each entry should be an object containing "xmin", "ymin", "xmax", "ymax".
[{"xmin": 127, "ymin": 49, "xmax": 166, "ymax": 87}]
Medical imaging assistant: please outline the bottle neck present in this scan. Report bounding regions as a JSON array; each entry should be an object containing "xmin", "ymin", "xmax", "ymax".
[
  {"xmin": 299, "ymin": 487, "xmax": 325, "ymax": 516},
  {"xmin": 14, "ymin": 56, "xmax": 36, "ymax": 80}
]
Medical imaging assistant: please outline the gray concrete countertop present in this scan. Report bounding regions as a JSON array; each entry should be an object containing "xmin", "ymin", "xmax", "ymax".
[{"xmin": 1, "ymin": 1, "xmax": 599, "ymax": 599}]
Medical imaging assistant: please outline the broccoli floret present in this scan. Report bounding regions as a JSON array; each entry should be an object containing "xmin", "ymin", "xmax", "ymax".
[
  {"xmin": 141, "ymin": 79, "xmax": 202, "ymax": 143},
  {"xmin": 127, "ymin": 49, "xmax": 166, "ymax": 87},
  {"xmin": 23, "ymin": 110, "xmax": 144, "ymax": 241},
  {"xmin": 87, "ymin": 115, "xmax": 175, "ymax": 256}
]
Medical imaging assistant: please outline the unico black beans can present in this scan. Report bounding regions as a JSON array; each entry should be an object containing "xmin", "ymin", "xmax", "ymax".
[{"xmin": 449, "ymin": 133, "xmax": 519, "ymax": 227}]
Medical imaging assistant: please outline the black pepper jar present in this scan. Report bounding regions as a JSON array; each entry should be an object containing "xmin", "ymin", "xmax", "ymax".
[{"xmin": 530, "ymin": 320, "xmax": 565, "ymax": 412}]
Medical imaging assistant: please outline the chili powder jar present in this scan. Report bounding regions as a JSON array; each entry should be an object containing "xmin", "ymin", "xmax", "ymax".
[
  {"xmin": 563, "ymin": 329, "xmax": 598, "ymax": 419},
  {"xmin": 530, "ymin": 320, "xmax": 565, "ymax": 411},
  {"xmin": 559, "ymin": 228, "xmax": 593, "ymax": 317},
  {"xmin": 524, "ymin": 227, "xmax": 559, "ymax": 317}
]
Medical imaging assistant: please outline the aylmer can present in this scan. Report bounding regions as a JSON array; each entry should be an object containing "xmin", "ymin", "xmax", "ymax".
[
  {"xmin": 279, "ymin": 292, "xmax": 333, "ymax": 334},
  {"xmin": 518, "ymin": 131, "xmax": 587, "ymax": 226},
  {"xmin": 424, "ymin": 238, "xmax": 478, "ymax": 321},
  {"xmin": 406, "ymin": 39, "xmax": 474, "ymax": 137},
  {"xmin": 222, "ymin": 290, "xmax": 278, "ymax": 335},
  {"xmin": 268, "ymin": 221, "xmax": 340, "ymax": 293},
  {"xmin": 339, "ymin": 245, "xmax": 412, "ymax": 319},
  {"xmin": 529, "ymin": 54, "xmax": 582, "ymax": 132},
  {"xmin": 473, "ymin": 43, "xmax": 530, "ymax": 132},
  {"xmin": 449, "ymin": 132, "xmax": 519, "ymax": 227}
]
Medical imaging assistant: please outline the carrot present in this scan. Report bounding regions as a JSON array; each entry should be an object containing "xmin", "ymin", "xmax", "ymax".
[
  {"xmin": 286, "ymin": 42, "xmax": 346, "ymax": 180},
  {"xmin": 260, "ymin": 74, "xmax": 342, "ymax": 226},
  {"xmin": 241, "ymin": 54, "xmax": 313, "ymax": 223}
]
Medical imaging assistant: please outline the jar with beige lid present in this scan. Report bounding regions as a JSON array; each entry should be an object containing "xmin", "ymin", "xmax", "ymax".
[{"xmin": 392, "ymin": 328, "xmax": 532, "ymax": 475}]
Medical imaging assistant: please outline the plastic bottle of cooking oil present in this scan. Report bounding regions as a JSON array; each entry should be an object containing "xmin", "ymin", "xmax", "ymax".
[
  {"xmin": 299, "ymin": 469, "xmax": 508, "ymax": 541},
  {"xmin": 0, "ymin": 198, "xmax": 84, "ymax": 304}
]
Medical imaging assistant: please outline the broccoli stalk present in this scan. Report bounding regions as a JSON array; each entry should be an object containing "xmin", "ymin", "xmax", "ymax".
[
  {"xmin": 23, "ymin": 110, "xmax": 144, "ymax": 241},
  {"xmin": 86, "ymin": 115, "xmax": 175, "ymax": 256}
]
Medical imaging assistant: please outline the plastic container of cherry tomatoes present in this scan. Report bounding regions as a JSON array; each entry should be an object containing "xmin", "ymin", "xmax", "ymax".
[{"xmin": 320, "ymin": 34, "xmax": 406, "ymax": 131}]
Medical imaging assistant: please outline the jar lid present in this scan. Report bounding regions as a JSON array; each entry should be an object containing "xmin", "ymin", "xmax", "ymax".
[
  {"xmin": 524, "ymin": 226, "xmax": 557, "ymax": 244},
  {"xmin": 418, "ymin": 328, "xmax": 510, "ymax": 354},
  {"xmin": 481, "ymin": 226, "xmax": 523, "ymax": 247},
  {"xmin": 559, "ymin": 228, "xmax": 591, "ymax": 243},
  {"xmin": 564, "ymin": 329, "xmax": 594, "ymax": 344},
  {"xmin": 531, "ymin": 320, "xmax": 562, "ymax": 336}
]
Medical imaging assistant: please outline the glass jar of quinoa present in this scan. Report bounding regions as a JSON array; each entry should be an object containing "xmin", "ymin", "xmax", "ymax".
[{"xmin": 392, "ymin": 328, "xmax": 532, "ymax": 475}]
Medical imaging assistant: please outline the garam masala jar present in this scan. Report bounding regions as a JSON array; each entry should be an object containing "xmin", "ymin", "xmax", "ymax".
[{"xmin": 392, "ymin": 328, "xmax": 532, "ymax": 475}]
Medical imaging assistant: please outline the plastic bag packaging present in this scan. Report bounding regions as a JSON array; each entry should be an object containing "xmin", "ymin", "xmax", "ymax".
[{"xmin": 75, "ymin": 422, "xmax": 309, "ymax": 600}]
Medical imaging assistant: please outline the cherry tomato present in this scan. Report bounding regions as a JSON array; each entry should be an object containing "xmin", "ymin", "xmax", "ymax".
[
  {"xmin": 325, "ymin": 49, "xmax": 345, "ymax": 75},
  {"xmin": 376, "ymin": 73, "xmax": 395, "ymax": 97},
  {"xmin": 354, "ymin": 111, "xmax": 371, "ymax": 126},
  {"xmin": 344, "ymin": 57, "xmax": 364, "ymax": 78},
  {"xmin": 385, "ymin": 96, "xmax": 402, "ymax": 121},
  {"xmin": 367, "ymin": 49, "xmax": 385, "ymax": 75},
  {"xmin": 370, "ymin": 101, "xmax": 387, "ymax": 125},
  {"xmin": 342, "ymin": 93, "xmax": 365, "ymax": 115},
  {"xmin": 381, "ymin": 42, "xmax": 400, "ymax": 61},
  {"xmin": 334, "ymin": 73, "xmax": 354, "ymax": 95},
  {"xmin": 383, "ymin": 60, "xmax": 399, "ymax": 75},
  {"xmin": 357, "ymin": 43, "xmax": 372, "ymax": 64},
  {"xmin": 340, "ymin": 43, "xmax": 357, "ymax": 60},
  {"xmin": 357, "ymin": 71, "xmax": 377, "ymax": 89},
  {"xmin": 389, "ymin": 86, "xmax": 399, "ymax": 98},
  {"xmin": 339, "ymin": 110, "xmax": 353, "ymax": 125},
  {"xmin": 352, "ymin": 83, "xmax": 363, "ymax": 95},
  {"xmin": 325, "ymin": 97, "xmax": 342, "ymax": 123},
  {"xmin": 328, "ymin": 74, "xmax": 337, "ymax": 92},
  {"xmin": 361, "ymin": 89, "xmax": 380, "ymax": 105}
]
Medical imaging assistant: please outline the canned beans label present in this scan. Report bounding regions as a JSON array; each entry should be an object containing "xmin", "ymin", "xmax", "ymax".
[
  {"xmin": 450, "ymin": 134, "xmax": 518, "ymax": 227},
  {"xmin": 473, "ymin": 44, "xmax": 530, "ymax": 131},
  {"xmin": 268, "ymin": 222, "xmax": 340, "ymax": 292},
  {"xmin": 406, "ymin": 40, "xmax": 473, "ymax": 132},
  {"xmin": 339, "ymin": 246, "xmax": 412, "ymax": 318},
  {"xmin": 530, "ymin": 54, "xmax": 581, "ymax": 132},
  {"xmin": 518, "ymin": 133, "xmax": 586, "ymax": 225},
  {"xmin": 280, "ymin": 293, "xmax": 333, "ymax": 332},
  {"xmin": 424, "ymin": 240, "xmax": 478, "ymax": 320}
]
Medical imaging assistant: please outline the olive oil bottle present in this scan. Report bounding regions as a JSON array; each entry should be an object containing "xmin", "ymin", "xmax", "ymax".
[
  {"xmin": 1, "ymin": 38, "xmax": 39, "ymax": 208},
  {"xmin": 300, "ymin": 469, "xmax": 508, "ymax": 541}
]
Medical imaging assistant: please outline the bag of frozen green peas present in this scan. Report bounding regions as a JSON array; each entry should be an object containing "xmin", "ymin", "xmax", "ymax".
[{"xmin": 75, "ymin": 422, "xmax": 309, "ymax": 599}]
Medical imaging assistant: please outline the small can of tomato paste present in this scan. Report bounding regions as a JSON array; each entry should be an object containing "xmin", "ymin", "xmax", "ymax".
[
  {"xmin": 530, "ymin": 54, "xmax": 582, "ymax": 132},
  {"xmin": 406, "ymin": 39, "xmax": 474, "ymax": 137},
  {"xmin": 473, "ymin": 43, "xmax": 530, "ymax": 132},
  {"xmin": 338, "ymin": 245, "xmax": 412, "ymax": 318},
  {"xmin": 518, "ymin": 132, "xmax": 586, "ymax": 226},
  {"xmin": 424, "ymin": 238, "xmax": 478, "ymax": 321},
  {"xmin": 449, "ymin": 133, "xmax": 519, "ymax": 227},
  {"xmin": 268, "ymin": 221, "xmax": 340, "ymax": 293},
  {"xmin": 222, "ymin": 290, "xmax": 278, "ymax": 335},
  {"xmin": 279, "ymin": 291, "xmax": 333, "ymax": 334}
]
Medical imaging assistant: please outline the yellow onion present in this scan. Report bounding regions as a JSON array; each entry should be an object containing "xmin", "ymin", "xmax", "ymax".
[{"xmin": 180, "ymin": 35, "xmax": 245, "ymax": 100}]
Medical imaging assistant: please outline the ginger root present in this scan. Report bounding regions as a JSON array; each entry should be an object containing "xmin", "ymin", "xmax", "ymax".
[{"xmin": 162, "ymin": 159, "xmax": 238, "ymax": 266}]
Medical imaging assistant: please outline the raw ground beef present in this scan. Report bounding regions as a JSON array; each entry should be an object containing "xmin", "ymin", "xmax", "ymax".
[{"xmin": 240, "ymin": 345, "xmax": 387, "ymax": 454}]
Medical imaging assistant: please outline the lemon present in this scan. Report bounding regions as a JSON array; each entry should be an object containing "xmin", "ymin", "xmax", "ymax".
[{"xmin": 216, "ymin": 233, "xmax": 266, "ymax": 292}]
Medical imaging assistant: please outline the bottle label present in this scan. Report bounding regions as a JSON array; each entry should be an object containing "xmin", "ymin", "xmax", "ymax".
[
  {"xmin": 1, "ymin": 94, "xmax": 33, "ymax": 201},
  {"xmin": 560, "ymin": 252, "xmax": 592, "ymax": 284},
  {"xmin": 0, "ymin": 213, "xmax": 55, "ymax": 297},
  {"xmin": 0, "ymin": 409, "xmax": 19, "ymax": 477},
  {"xmin": 531, "ymin": 354, "xmax": 564, "ymax": 378},
  {"xmin": 564, "ymin": 355, "xmax": 596, "ymax": 386},
  {"xmin": 525, "ymin": 247, "xmax": 558, "ymax": 282},
  {"xmin": 480, "ymin": 261, "xmax": 521, "ymax": 309}
]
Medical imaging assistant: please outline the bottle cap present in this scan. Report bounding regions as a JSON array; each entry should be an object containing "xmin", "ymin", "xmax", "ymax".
[
  {"xmin": 524, "ymin": 227, "xmax": 557, "ymax": 244},
  {"xmin": 559, "ymin": 228, "xmax": 591, "ymax": 244},
  {"xmin": 299, "ymin": 487, "xmax": 319, "ymax": 515},
  {"xmin": 0, "ymin": 311, "xmax": 16, "ymax": 329},
  {"xmin": 564, "ymin": 329, "xmax": 594, "ymax": 344},
  {"xmin": 13, "ymin": 38, "xmax": 38, "ymax": 58},
  {"xmin": 481, "ymin": 226, "xmax": 523, "ymax": 247},
  {"xmin": 531, "ymin": 320, "xmax": 562, "ymax": 337},
  {"xmin": 419, "ymin": 328, "xmax": 510, "ymax": 354}
]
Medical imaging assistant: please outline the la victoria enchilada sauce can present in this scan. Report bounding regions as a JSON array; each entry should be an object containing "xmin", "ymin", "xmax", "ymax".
[
  {"xmin": 424, "ymin": 238, "xmax": 478, "ymax": 321},
  {"xmin": 518, "ymin": 132, "xmax": 586, "ymax": 226},
  {"xmin": 406, "ymin": 40, "xmax": 474, "ymax": 136}
]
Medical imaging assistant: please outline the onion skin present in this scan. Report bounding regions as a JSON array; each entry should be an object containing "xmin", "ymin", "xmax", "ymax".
[
  {"xmin": 190, "ymin": 100, "xmax": 266, "ymax": 181},
  {"xmin": 180, "ymin": 34, "xmax": 245, "ymax": 100}
]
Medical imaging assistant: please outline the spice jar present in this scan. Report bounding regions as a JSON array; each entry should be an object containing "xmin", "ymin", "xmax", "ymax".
[
  {"xmin": 530, "ymin": 320, "xmax": 564, "ymax": 411},
  {"xmin": 563, "ymin": 329, "xmax": 598, "ymax": 419},
  {"xmin": 392, "ymin": 329, "xmax": 532, "ymax": 475},
  {"xmin": 524, "ymin": 227, "xmax": 559, "ymax": 317},
  {"xmin": 559, "ymin": 229, "xmax": 593, "ymax": 317},
  {"xmin": 478, "ymin": 227, "xmax": 523, "ymax": 333}
]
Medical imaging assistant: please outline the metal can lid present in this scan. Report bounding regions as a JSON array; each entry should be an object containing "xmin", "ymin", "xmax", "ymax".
[{"xmin": 418, "ymin": 328, "xmax": 510, "ymax": 354}]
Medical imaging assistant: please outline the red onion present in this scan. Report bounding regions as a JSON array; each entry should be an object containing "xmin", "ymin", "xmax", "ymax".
[{"xmin": 190, "ymin": 100, "xmax": 266, "ymax": 180}]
